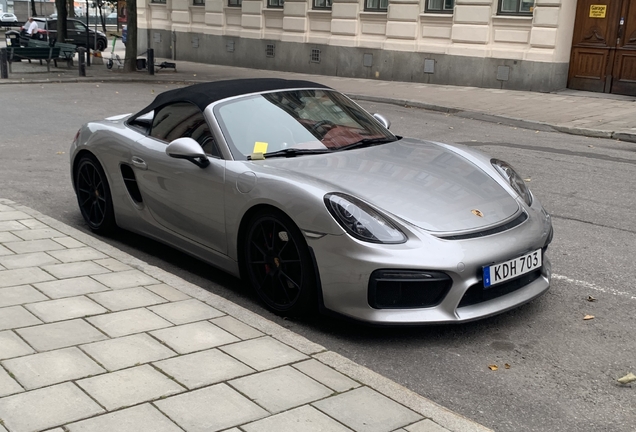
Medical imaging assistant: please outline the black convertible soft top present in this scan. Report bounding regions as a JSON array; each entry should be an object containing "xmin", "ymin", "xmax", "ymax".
[{"xmin": 132, "ymin": 78, "xmax": 331, "ymax": 119}]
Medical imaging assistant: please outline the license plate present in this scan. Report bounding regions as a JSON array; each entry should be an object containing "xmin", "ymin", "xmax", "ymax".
[{"xmin": 483, "ymin": 248, "xmax": 542, "ymax": 288}]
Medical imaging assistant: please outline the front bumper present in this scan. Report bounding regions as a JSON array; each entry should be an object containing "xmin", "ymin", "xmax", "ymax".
[{"xmin": 307, "ymin": 205, "xmax": 552, "ymax": 324}]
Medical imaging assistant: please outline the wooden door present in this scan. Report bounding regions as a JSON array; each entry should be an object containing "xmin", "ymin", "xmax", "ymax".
[
  {"xmin": 610, "ymin": 0, "xmax": 636, "ymax": 95},
  {"xmin": 568, "ymin": 0, "xmax": 636, "ymax": 96}
]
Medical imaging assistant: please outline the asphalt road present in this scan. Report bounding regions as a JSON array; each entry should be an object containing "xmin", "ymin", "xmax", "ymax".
[{"xmin": 1, "ymin": 82, "xmax": 635, "ymax": 432}]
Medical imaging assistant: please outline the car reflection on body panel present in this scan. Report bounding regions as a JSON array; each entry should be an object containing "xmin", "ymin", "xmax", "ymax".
[{"xmin": 70, "ymin": 79, "xmax": 553, "ymax": 324}]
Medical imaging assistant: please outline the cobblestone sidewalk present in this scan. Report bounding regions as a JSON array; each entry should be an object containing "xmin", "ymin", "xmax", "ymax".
[{"xmin": 0, "ymin": 199, "xmax": 491, "ymax": 432}]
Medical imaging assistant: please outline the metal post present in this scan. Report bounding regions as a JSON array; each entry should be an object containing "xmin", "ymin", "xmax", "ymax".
[
  {"xmin": 147, "ymin": 48, "xmax": 154, "ymax": 75},
  {"xmin": 85, "ymin": 0, "xmax": 91, "ymax": 66},
  {"xmin": 0, "ymin": 48, "xmax": 8, "ymax": 79},
  {"xmin": 78, "ymin": 47, "xmax": 86, "ymax": 76}
]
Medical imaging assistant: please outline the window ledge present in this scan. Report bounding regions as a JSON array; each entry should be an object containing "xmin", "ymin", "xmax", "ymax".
[
  {"xmin": 149, "ymin": 2, "xmax": 168, "ymax": 6},
  {"xmin": 224, "ymin": 6, "xmax": 242, "ymax": 12},
  {"xmin": 308, "ymin": 9, "xmax": 332, "ymax": 15},
  {"xmin": 492, "ymin": 14, "xmax": 533, "ymax": 20},
  {"xmin": 419, "ymin": 12, "xmax": 453, "ymax": 19},
  {"xmin": 359, "ymin": 11, "xmax": 388, "ymax": 19},
  {"xmin": 263, "ymin": 8, "xmax": 284, "ymax": 14}
]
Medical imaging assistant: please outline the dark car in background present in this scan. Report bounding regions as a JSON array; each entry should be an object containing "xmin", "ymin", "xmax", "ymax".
[{"xmin": 32, "ymin": 17, "xmax": 108, "ymax": 51}]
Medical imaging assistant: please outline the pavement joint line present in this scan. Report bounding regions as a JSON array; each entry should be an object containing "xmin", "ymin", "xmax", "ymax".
[{"xmin": 0, "ymin": 199, "xmax": 491, "ymax": 431}]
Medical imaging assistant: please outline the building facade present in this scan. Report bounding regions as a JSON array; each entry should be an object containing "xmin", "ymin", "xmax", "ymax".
[{"xmin": 138, "ymin": 0, "xmax": 636, "ymax": 95}]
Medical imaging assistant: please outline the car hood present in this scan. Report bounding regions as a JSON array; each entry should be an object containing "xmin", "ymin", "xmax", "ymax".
[{"xmin": 269, "ymin": 139, "xmax": 520, "ymax": 233}]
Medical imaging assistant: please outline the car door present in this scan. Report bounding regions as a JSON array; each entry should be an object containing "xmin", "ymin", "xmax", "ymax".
[
  {"xmin": 131, "ymin": 102, "xmax": 228, "ymax": 254},
  {"xmin": 68, "ymin": 20, "xmax": 86, "ymax": 46}
]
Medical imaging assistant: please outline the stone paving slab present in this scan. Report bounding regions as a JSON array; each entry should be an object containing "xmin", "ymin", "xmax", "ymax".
[
  {"xmin": 2, "ymin": 347, "xmax": 105, "ymax": 390},
  {"xmin": 76, "ymin": 365, "xmax": 185, "ymax": 411},
  {"xmin": 24, "ymin": 296, "xmax": 107, "ymax": 323},
  {"xmin": 150, "ymin": 321, "xmax": 239, "ymax": 354},
  {"xmin": 80, "ymin": 333, "xmax": 177, "ymax": 371},
  {"xmin": 65, "ymin": 404, "xmax": 183, "ymax": 432},
  {"xmin": 16, "ymin": 319, "xmax": 108, "ymax": 352},
  {"xmin": 0, "ymin": 200, "xmax": 491, "ymax": 432},
  {"xmin": 229, "ymin": 366, "xmax": 333, "ymax": 413},
  {"xmin": 154, "ymin": 384, "xmax": 269, "ymax": 432},
  {"xmin": 0, "ymin": 306, "xmax": 42, "ymax": 331},
  {"xmin": 242, "ymin": 405, "xmax": 354, "ymax": 432},
  {"xmin": 0, "ymin": 383, "xmax": 104, "ymax": 432},
  {"xmin": 153, "ymin": 348, "xmax": 254, "ymax": 389},
  {"xmin": 0, "ymin": 367, "xmax": 23, "ymax": 398},
  {"xmin": 87, "ymin": 287, "xmax": 167, "ymax": 311},
  {"xmin": 33, "ymin": 277, "xmax": 111, "ymax": 299}
]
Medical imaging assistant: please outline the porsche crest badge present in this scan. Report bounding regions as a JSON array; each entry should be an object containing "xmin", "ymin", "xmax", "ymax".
[{"xmin": 471, "ymin": 209, "xmax": 484, "ymax": 218}]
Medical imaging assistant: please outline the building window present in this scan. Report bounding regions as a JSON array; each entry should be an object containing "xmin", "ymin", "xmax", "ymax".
[
  {"xmin": 193, "ymin": 0, "xmax": 204, "ymax": 5},
  {"xmin": 425, "ymin": 0, "xmax": 453, "ymax": 13},
  {"xmin": 365, "ymin": 0, "xmax": 388, "ymax": 12},
  {"xmin": 498, "ymin": 0, "xmax": 534, "ymax": 15},
  {"xmin": 268, "ymin": 0, "xmax": 284, "ymax": 8},
  {"xmin": 313, "ymin": 0, "xmax": 332, "ymax": 9},
  {"xmin": 228, "ymin": 0, "xmax": 241, "ymax": 6},
  {"xmin": 151, "ymin": 0, "xmax": 166, "ymax": 4}
]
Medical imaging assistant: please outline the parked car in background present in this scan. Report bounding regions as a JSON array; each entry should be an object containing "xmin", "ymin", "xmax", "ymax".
[
  {"xmin": 1, "ymin": 12, "xmax": 19, "ymax": 25},
  {"xmin": 32, "ymin": 17, "xmax": 108, "ymax": 51}
]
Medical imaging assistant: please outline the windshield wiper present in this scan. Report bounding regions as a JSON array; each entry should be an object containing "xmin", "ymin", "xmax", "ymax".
[
  {"xmin": 336, "ymin": 137, "xmax": 397, "ymax": 151},
  {"xmin": 247, "ymin": 148, "xmax": 331, "ymax": 160}
]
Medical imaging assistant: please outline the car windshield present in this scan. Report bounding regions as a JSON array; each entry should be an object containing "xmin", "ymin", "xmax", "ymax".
[{"xmin": 214, "ymin": 89, "xmax": 395, "ymax": 159}]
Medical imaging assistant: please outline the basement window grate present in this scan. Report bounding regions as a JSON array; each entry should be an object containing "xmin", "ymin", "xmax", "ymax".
[
  {"xmin": 310, "ymin": 48, "xmax": 321, "ymax": 63},
  {"xmin": 266, "ymin": 44, "xmax": 275, "ymax": 58}
]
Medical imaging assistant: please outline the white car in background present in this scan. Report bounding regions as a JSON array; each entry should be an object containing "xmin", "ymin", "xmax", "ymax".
[{"xmin": 0, "ymin": 13, "xmax": 19, "ymax": 24}]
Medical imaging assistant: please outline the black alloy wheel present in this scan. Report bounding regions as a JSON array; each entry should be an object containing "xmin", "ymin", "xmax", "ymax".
[
  {"xmin": 244, "ymin": 210, "xmax": 316, "ymax": 316},
  {"xmin": 75, "ymin": 155, "xmax": 115, "ymax": 233}
]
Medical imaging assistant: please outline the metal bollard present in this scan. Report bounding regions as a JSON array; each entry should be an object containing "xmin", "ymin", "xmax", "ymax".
[
  {"xmin": 78, "ymin": 47, "xmax": 86, "ymax": 77},
  {"xmin": 0, "ymin": 48, "xmax": 8, "ymax": 79},
  {"xmin": 148, "ymin": 49, "xmax": 154, "ymax": 76}
]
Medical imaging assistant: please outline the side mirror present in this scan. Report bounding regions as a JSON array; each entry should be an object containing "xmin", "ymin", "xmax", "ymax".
[
  {"xmin": 373, "ymin": 113, "xmax": 391, "ymax": 130},
  {"xmin": 166, "ymin": 137, "xmax": 210, "ymax": 168}
]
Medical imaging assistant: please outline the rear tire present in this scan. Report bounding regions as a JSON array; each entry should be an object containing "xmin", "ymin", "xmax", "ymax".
[
  {"xmin": 96, "ymin": 39, "xmax": 106, "ymax": 51},
  {"xmin": 242, "ymin": 209, "xmax": 317, "ymax": 317},
  {"xmin": 74, "ymin": 154, "xmax": 116, "ymax": 234}
]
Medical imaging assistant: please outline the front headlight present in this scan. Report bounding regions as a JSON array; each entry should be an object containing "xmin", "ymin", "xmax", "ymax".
[
  {"xmin": 324, "ymin": 193, "xmax": 406, "ymax": 244},
  {"xmin": 491, "ymin": 159, "xmax": 533, "ymax": 206}
]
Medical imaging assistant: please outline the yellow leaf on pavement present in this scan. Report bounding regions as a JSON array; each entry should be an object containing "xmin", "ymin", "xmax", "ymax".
[
  {"xmin": 587, "ymin": 295, "xmax": 597, "ymax": 302},
  {"xmin": 505, "ymin": 363, "xmax": 511, "ymax": 369},
  {"xmin": 618, "ymin": 373, "xmax": 636, "ymax": 384},
  {"xmin": 488, "ymin": 364, "xmax": 498, "ymax": 371},
  {"xmin": 583, "ymin": 315, "xmax": 595, "ymax": 320}
]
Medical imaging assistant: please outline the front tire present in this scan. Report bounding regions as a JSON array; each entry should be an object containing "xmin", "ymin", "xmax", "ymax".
[
  {"xmin": 243, "ymin": 209, "xmax": 317, "ymax": 317},
  {"xmin": 96, "ymin": 39, "xmax": 106, "ymax": 51},
  {"xmin": 75, "ymin": 154, "xmax": 115, "ymax": 233}
]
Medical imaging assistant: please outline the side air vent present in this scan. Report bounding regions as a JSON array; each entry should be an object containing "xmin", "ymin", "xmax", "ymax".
[{"xmin": 120, "ymin": 164, "xmax": 143, "ymax": 203}]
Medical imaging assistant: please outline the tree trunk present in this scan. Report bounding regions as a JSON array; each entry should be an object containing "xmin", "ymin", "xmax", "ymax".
[
  {"xmin": 30, "ymin": 0, "xmax": 37, "ymax": 17},
  {"xmin": 98, "ymin": 5, "xmax": 106, "ymax": 32},
  {"xmin": 55, "ymin": 0, "xmax": 68, "ymax": 42},
  {"xmin": 67, "ymin": 0, "xmax": 75, "ymax": 18},
  {"xmin": 123, "ymin": 0, "xmax": 137, "ymax": 72}
]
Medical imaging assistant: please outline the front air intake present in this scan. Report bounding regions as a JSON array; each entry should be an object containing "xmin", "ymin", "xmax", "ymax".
[{"xmin": 368, "ymin": 270, "xmax": 452, "ymax": 309}]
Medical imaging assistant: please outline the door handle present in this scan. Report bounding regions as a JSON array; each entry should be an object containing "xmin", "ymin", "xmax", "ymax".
[{"xmin": 131, "ymin": 156, "xmax": 147, "ymax": 170}]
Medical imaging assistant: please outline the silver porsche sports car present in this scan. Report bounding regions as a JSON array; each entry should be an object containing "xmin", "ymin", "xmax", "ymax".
[{"xmin": 70, "ymin": 79, "xmax": 553, "ymax": 324}]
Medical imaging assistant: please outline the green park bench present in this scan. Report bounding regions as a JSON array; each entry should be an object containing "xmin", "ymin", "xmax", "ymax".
[
  {"xmin": 27, "ymin": 39, "xmax": 77, "ymax": 67},
  {"xmin": 7, "ymin": 46, "xmax": 61, "ymax": 73}
]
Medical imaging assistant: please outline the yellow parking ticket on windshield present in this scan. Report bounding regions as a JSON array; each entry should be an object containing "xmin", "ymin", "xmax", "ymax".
[{"xmin": 253, "ymin": 142, "xmax": 268, "ymax": 154}]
